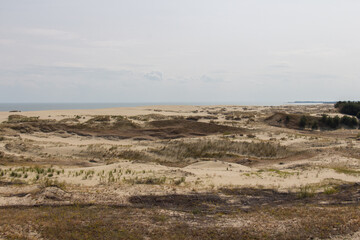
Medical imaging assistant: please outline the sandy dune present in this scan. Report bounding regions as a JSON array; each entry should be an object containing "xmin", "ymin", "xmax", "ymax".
[{"xmin": 1, "ymin": 104, "xmax": 360, "ymax": 239}]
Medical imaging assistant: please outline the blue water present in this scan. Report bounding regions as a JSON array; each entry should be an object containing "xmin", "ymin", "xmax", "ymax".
[
  {"xmin": 0, "ymin": 101, "xmax": 329, "ymax": 112},
  {"xmin": 0, "ymin": 103, "xmax": 156, "ymax": 112}
]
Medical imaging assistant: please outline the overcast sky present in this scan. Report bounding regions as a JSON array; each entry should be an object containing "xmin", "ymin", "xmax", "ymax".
[{"xmin": 0, "ymin": 0, "xmax": 359, "ymax": 103}]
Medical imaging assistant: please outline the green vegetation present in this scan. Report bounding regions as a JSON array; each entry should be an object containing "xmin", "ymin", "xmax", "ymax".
[
  {"xmin": 340, "ymin": 115, "xmax": 358, "ymax": 128},
  {"xmin": 335, "ymin": 101, "xmax": 360, "ymax": 117},
  {"xmin": 297, "ymin": 185, "xmax": 315, "ymax": 198},
  {"xmin": 324, "ymin": 186, "xmax": 339, "ymax": 195},
  {"xmin": 299, "ymin": 115, "xmax": 307, "ymax": 128},
  {"xmin": 333, "ymin": 167, "xmax": 360, "ymax": 176},
  {"xmin": 41, "ymin": 178, "xmax": 67, "ymax": 190},
  {"xmin": 267, "ymin": 169, "xmax": 295, "ymax": 178},
  {"xmin": 298, "ymin": 114, "xmax": 358, "ymax": 129}
]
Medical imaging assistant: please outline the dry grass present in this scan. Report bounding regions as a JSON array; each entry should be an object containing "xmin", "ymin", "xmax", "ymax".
[
  {"xmin": 82, "ymin": 144, "xmax": 154, "ymax": 163},
  {"xmin": 333, "ymin": 167, "xmax": 360, "ymax": 176},
  {"xmin": 6, "ymin": 115, "xmax": 41, "ymax": 123},
  {"xmin": 1, "ymin": 204, "xmax": 360, "ymax": 239},
  {"xmin": 151, "ymin": 139, "xmax": 295, "ymax": 160}
]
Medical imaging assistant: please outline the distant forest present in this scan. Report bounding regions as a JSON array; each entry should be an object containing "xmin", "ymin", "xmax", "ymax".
[
  {"xmin": 297, "ymin": 101, "xmax": 360, "ymax": 130},
  {"xmin": 335, "ymin": 101, "xmax": 360, "ymax": 118}
]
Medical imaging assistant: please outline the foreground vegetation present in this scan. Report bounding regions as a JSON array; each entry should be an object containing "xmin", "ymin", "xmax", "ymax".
[{"xmin": 1, "ymin": 203, "xmax": 360, "ymax": 239}]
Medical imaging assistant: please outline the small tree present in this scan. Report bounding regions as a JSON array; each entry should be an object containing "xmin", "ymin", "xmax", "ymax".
[
  {"xmin": 351, "ymin": 117, "xmax": 358, "ymax": 127},
  {"xmin": 333, "ymin": 116, "xmax": 340, "ymax": 128},
  {"xmin": 326, "ymin": 117, "xmax": 334, "ymax": 128},
  {"xmin": 285, "ymin": 115, "xmax": 290, "ymax": 123},
  {"xmin": 321, "ymin": 114, "xmax": 328, "ymax": 123},
  {"xmin": 299, "ymin": 115, "xmax": 307, "ymax": 128},
  {"xmin": 311, "ymin": 122, "xmax": 319, "ymax": 130}
]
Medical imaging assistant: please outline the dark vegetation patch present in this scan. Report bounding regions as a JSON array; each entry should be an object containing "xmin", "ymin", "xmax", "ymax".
[
  {"xmin": 147, "ymin": 119, "xmax": 243, "ymax": 136},
  {"xmin": 129, "ymin": 194, "xmax": 225, "ymax": 211},
  {"xmin": 220, "ymin": 183, "xmax": 360, "ymax": 207},
  {"xmin": 266, "ymin": 112, "xmax": 358, "ymax": 130},
  {"xmin": 265, "ymin": 112, "xmax": 317, "ymax": 129},
  {"xmin": 335, "ymin": 101, "xmax": 360, "ymax": 117},
  {"xmin": 185, "ymin": 115, "xmax": 219, "ymax": 121},
  {"xmin": 2, "ymin": 116, "xmax": 245, "ymax": 140},
  {"xmin": 129, "ymin": 183, "xmax": 360, "ymax": 214},
  {"xmin": 318, "ymin": 114, "xmax": 358, "ymax": 129}
]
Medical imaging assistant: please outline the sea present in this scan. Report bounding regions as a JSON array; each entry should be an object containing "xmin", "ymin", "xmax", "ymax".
[{"xmin": 0, "ymin": 101, "xmax": 334, "ymax": 112}]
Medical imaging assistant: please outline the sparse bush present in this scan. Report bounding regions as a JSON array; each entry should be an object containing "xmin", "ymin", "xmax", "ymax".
[
  {"xmin": 298, "ymin": 185, "xmax": 315, "ymax": 198},
  {"xmin": 41, "ymin": 179, "xmax": 66, "ymax": 189},
  {"xmin": 324, "ymin": 186, "xmax": 339, "ymax": 195},
  {"xmin": 174, "ymin": 177, "xmax": 186, "ymax": 185},
  {"xmin": 311, "ymin": 122, "xmax": 318, "ymax": 130},
  {"xmin": 285, "ymin": 115, "xmax": 290, "ymax": 123},
  {"xmin": 87, "ymin": 116, "xmax": 111, "ymax": 123}
]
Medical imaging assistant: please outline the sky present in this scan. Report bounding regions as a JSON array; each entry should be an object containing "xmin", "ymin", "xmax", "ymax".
[{"xmin": 0, "ymin": 0, "xmax": 359, "ymax": 103}]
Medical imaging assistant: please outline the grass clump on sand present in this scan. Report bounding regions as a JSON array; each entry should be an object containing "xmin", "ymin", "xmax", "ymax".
[
  {"xmin": 124, "ymin": 176, "xmax": 167, "ymax": 185},
  {"xmin": 41, "ymin": 178, "xmax": 67, "ymax": 190},
  {"xmin": 6, "ymin": 115, "xmax": 40, "ymax": 123},
  {"xmin": 297, "ymin": 185, "xmax": 316, "ymax": 199},
  {"xmin": 333, "ymin": 167, "xmax": 360, "ymax": 176},
  {"xmin": 151, "ymin": 139, "xmax": 294, "ymax": 160}
]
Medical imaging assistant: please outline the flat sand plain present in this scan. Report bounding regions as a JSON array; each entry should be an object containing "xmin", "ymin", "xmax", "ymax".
[{"xmin": 1, "ymin": 104, "xmax": 360, "ymax": 239}]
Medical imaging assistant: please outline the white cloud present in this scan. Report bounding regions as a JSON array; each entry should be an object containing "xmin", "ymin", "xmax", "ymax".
[{"xmin": 144, "ymin": 71, "xmax": 163, "ymax": 81}]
